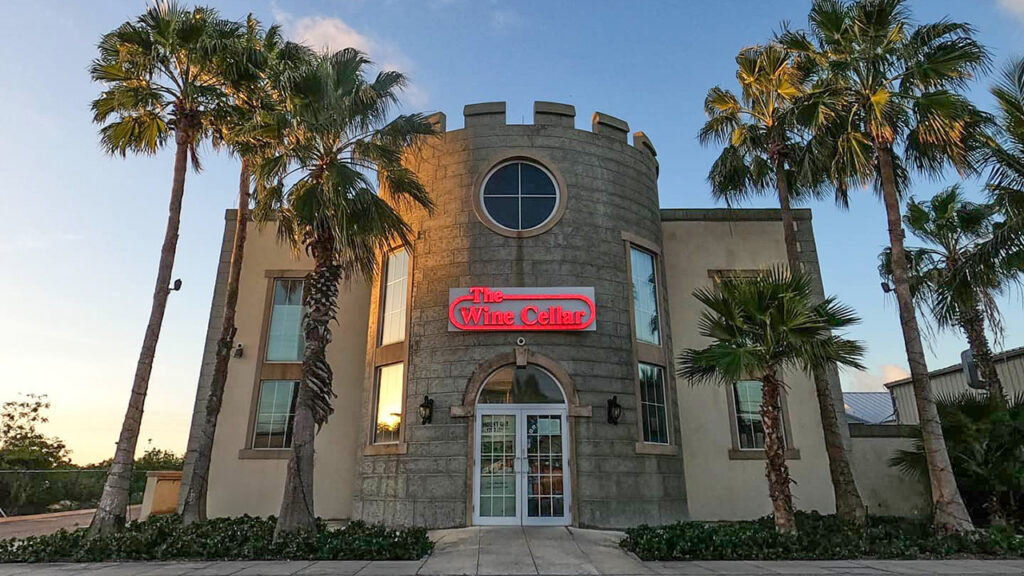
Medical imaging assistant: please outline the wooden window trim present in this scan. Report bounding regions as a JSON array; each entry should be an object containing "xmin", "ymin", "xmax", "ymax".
[{"xmin": 242, "ymin": 272, "xmax": 309, "ymax": 459}]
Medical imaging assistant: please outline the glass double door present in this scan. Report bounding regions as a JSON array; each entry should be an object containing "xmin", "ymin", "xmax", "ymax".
[{"xmin": 473, "ymin": 406, "xmax": 570, "ymax": 526}]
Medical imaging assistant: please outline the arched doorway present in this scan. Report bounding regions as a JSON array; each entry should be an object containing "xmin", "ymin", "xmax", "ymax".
[{"xmin": 472, "ymin": 364, "xmax": 571, "ymax": 526}]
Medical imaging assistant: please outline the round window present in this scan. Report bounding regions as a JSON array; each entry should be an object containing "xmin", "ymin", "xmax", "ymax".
[{"xmin": 480, "ymin": 161, "xmax": 560, "ymax": 232}]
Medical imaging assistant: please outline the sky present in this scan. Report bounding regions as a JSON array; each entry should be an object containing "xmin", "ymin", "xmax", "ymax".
[{"xmin": 0, "ymin": 0, "xmax": 1022, "ymax": 465}]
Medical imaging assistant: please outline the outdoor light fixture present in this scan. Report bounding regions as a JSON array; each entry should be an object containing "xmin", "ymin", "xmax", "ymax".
[
  {"xmin": 607, "ymin": 395, "xmax": 622, "ymax": 425},
  {"xmin": 233, "ymin": 343, "xmax": 244, "ymax": 359},
  {"xmin": 880, "ymin": 281, "xmax": 893, "ymax": 293},
  {"xmin": 418, "ymin": 395, "xmax": 434, "ymax": 425},
  {"xmin": 170, "ymin": 278, "xmax": 183, "ymax": 292}
]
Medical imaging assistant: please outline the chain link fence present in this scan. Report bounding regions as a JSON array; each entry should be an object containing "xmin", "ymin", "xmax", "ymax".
[{"xmin": 0, "ymin": 469, "xmax": 148, "ymax": 517}]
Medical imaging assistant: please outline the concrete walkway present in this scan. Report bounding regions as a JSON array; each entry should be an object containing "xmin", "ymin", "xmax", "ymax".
[
  {"xmin": 0, "ymin": 507, "xmax": 142, "ymax": 540},
  {"xmin": 1, "ymin": 526, "xmax": 1024, "ymax": 574}
]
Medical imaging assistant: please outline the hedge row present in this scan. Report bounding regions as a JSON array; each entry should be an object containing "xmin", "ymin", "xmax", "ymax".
[
  {"xmin": 621, "ymin": 512, "xmax": 1024, "ymax": 560},
  {"xmin": 0, "ymin": 515, "xmax": 432, "ymax": 563}
]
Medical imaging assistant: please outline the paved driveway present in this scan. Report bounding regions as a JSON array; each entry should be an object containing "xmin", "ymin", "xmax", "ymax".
[
  {"xmin": 2, "ymin": 525, "xmax": 1024, "ymax": 574},
  {"xmin": 0, "ymin": 507, "xmax": 142, "ymax": 540}
]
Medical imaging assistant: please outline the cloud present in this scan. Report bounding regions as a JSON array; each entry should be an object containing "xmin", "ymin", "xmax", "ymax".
[
  {"xmin": 271, "ymin": 6, "xmax": 429, "ymax": 109},
  {"xmin": 998, "ymin": 0, "xmax": 1024, "ymax": 20},
  {"xmin": 840, "ymin": 363, "xmax": 910, "ymax": 392}
]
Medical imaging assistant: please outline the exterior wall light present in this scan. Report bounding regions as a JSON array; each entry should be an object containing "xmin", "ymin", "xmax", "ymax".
[
  {"xmin": 418, "ymin": 395, "xmax": 434, "ymax": 425},
  {"xmin": 233, "ymin": 343, "xmax": 244, "ymax": 358},
  {"xmin": 607, "ymin": 395, "xmax": 622, "ymax": 425},
  {"xmin": 880, "ymin": 281, "xmax": 893, "ymax": 293}
]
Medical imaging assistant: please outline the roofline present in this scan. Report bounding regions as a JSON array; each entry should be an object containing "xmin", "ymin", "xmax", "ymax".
[
  {"xmin": 660, "ymin": 208, "xmax": 812, "ymax": 222},
  {"xmin": 883, "ymin": 345, "xmax": 1024, "ymax": 389}
]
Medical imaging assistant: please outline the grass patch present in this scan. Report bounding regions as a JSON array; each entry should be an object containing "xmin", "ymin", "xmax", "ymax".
[
  {"xmin": 621, "ymin": 512, "xmax": 1024, "ymax": 560},
  {"xmin": 0, "ymin": 515, "xmax": 432, "ymax": 563}
]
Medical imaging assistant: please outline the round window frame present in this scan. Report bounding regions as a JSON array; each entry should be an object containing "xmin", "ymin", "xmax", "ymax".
[{"xmin": 473, "ymin": 154, "xmax": 567, "ymax": 238}]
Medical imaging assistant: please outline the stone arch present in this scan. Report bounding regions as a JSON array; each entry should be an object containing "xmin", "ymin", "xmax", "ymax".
[{"xmin": 455, "ymin": 348, "xmax": 583, "ymax": 416}]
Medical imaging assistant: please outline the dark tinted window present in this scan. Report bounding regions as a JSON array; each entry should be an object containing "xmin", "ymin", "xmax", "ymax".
[{"xmin": 481, "ymin": 161, "xmax": 559, "ymax": 231}]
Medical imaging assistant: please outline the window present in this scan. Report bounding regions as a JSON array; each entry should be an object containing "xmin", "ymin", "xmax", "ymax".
[
  {"xmin": 252, "ymin": 380, "xmax": 298, "ymax": 449},
  {"xmin": 266, "ymin": 279, "xmax": 304, "ymax": 362},
  {"xmin": 379, "ymin": 249, "xmax": 409, "ymax": 346},
  {"xmin": 478, "ymin": 365, "xmax": 565, "ymax": 404},
  {"xmin": 481, "ymin": 161, "xmax": 559, "ymax": 231},
  {"xmin": 638, "ymin": 363, "xmax": 669, "ymax": 444},
  {"xmin": 630, "ymin": 247, "xmax": 660, "ymax": 345},
  {"xmin": 733, "ymin": 380, "xmax": 785, "ymax": 450},
  {"xmin": 373, "ymin": 363, "xmax": 404, "ymax": 444}
]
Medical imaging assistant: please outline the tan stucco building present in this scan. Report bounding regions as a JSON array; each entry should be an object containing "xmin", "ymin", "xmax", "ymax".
[{"xmin": 182, "ymin": 101, "xmax": 925, "ymax": 528}]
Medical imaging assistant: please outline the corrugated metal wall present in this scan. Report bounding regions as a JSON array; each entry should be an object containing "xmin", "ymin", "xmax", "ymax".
[{"xmin": 889, "ymin": 351, "xmax": 1024, "ymax": 424}]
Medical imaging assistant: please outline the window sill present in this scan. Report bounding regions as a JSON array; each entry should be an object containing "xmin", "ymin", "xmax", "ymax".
[
  {"xmin": 238, "ymin": 448, "xmax": 291, "ymax": 460},
  {"xmin": 635, "ymin": 442, "xmax": 678, "ymax": 456},
  {"xmin": 728, "ymin": 448, "xmax": 801, "ymax": 461},
  {"xmin": 364, "ymin": 443, "xmax": 408, "ymax": 456}
]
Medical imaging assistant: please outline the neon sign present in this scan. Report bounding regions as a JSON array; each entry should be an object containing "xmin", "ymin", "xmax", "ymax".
[{"xmin": 448, "ymin": 287, "xmax": 597, "ymax": 332}]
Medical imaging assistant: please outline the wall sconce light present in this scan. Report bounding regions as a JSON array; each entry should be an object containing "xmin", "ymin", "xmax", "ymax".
[
  {"xmin": 233, "ymin": 343, "xmax": 244, "ymax": 358},
  {"xmin": 418, "ymin": 395, "xmax": 434, "ymax": 425},
  {"xmin": 607, "ymin": 395, "xmax": 622, "ymax": 425}
]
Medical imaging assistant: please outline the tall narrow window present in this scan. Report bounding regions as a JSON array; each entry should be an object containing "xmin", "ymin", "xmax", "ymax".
[
  {"xmin": 266, "ymin": 279, "xmax": 304, "ymax": 362},
  {"xmin": 733, "ymin": 380, "xmax": 785, "ymax": 450},
  {"xmin": 638, "ymin": 363, "xmax": 669, "ymax": 444},
  {"xmin": 630, "ymin": 247, "xmax": 660, "ymax": 345},
  {"xmin": 252, "ymin": 380, "xmax": 299, "ymax": 449},
  {"xmin": 379, "ymin": 249, "xmax": 409, "ymax": 346},
  {"xmin": 373, "ymin": 363, "xmax": 405, "ymax": 444}
]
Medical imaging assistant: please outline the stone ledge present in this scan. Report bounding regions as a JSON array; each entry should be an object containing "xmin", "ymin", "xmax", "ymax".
[
  {"xmin": 849, "ymin": 423, "xmax": 919, "ymax": 438},
  {"xmin": 592, "ymin": 112, "xmax": 629, "ymax": 141},
  {"xmin": 661, "ymin": 208, "xmax": 812, "ymax": 222}
]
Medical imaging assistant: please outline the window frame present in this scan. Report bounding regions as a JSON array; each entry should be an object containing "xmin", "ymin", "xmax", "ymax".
[
  {"xmin": 472, "ymin": 152, "xmax": 568, "ymax": 239},
  {"xmin": 241, "ymin": 270, "xmax": 310, "ymax": 460},
  {"xmin": 371, "ymin": 362, "xmax": 406, "ymax": 446},
  {"xmin": 637, "ymin": 362, "xmax": 670, "ymax": 446},
  {"xmin": 725, "ymin": 379, "xmax": 800, "ymax": 460},
  {"xmin": 479, "ymin": 160, "xmax": 560, "ymax": 234},
  {"xmin": 628, "ymin": 245, "xmax": 662, "ymax": 347},
  {"xmin": 264, "ymin": 277, "xmax": 306, "ymax": 363},
  {"xmin": 251, "ymin": 379, "xmax": 300, "ymax": 450},
  {"xmin": 621, "ymin": 232, "xmax": 678, "ymax": 455},
  {"xmin": 365, "ymin": 245, "xmax": 414, "ymax": 456}
]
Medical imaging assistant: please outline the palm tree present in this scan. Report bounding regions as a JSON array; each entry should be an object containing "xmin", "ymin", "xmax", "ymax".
[
  {"xmin": 890, "ymin": 391, "xmax": 1024, "ymax": 526},
  {"xmin": 178, "ymin": 16, "xmax": 313, "ymax": 526},
  {"xmin": 879, "ymin": 186, "xmax": 1023, "ymax": 404},
  {"xmin": 251, "ymin": 48, "xmax": 436, "ymax": 537},
  {"xmin": 88, "ymin": 2, "xmax": 241, "ymax": 535},
  {"xmin": 779, "ymin": 0, "xmax": 990, "ymax": 531},
  {"xmin": 677, "ymin": 267, "xmax": 866, "ymax": 534},
  {"xmin": 698, "ymin": 43, "xmax": 866, "ymax": 522}
]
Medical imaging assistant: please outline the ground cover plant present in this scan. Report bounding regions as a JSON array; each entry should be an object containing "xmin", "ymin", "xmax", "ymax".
[
  {"xmin": 621, "ymin": 512, "xmax": 1024, "ymax": 561},
  {"xmin": 0, "ymin": 515, "xmax": 432, "ymax": 563}
]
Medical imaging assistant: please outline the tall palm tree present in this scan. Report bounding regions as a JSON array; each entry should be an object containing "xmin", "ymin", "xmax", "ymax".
[
  {"xmin": 88, "ymin": 2, "xmax": 241, "ymax": 535},
  {"xmin": 678, "ymin": 268, "xmax": 866, "ymax": 534},
  {"xmin": 178, "ymin": 16, "xmax": 313, "ymax": 526},
  {"xmin": 879, "ymin": 186, "xmax": 1023, "ymax": 404},
  {"xmin": 251, "ymin": 48, "xmax": 436, "ymax": 537},
  {"xmin": 698, "ymin": 43, "xmax": 866, "ymax": 522},
  {"xmin": 779, "ymin": 0, "xmax": 990, "ymax": 531}
]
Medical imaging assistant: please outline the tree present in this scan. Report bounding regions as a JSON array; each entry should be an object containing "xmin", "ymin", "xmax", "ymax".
[
  {"xmin": 890, "ymin": 391, "xmax": 1024, "ymax": 526},
  {"xmin": 0, "ymin": 395, "xmax": 71, "ymax": 470},
  {"xmin": 677, "ymin": 267, "xmax": 866, "ymax": 534},
  {"xmin": 698, "ymin": 43, "xmax": 866, "ymax": 522},
  {"xmin": 178, "ymin": 15, "xmax": 313, "ymax": 526},
  {"xmin": 879, "ymin": 186, "xmax": 1023, "ymax": 403},
  {"xmin": 88, "ymin": 2, "xmax": 241, "ymax": 535},
  {"xmin": 251, "ymin": 48, "xmax": 436, "ymax": 537},
  {"xmin": 780, "ymin": 0, "xmax": 990, "ymax": 531}
]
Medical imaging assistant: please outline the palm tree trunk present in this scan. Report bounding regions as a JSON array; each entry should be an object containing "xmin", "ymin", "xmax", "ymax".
[
  {"xmin": 959, "ymin": 303, "xmax": 1006, "ymax": 405},
  {"xmin": 775, "ymin": 157, "xmax": 866, "ymax": 523},
  {"xmin": 89, "ymin": 127, "xmax": 191, "ymax": 536},
  {"xmin": 760, "ymin": 370, "xmax": 796, "ymax": 534},
  {"xmin": 180, "ymin": 159, "xmax": 251, "ymax": 525},
  {"xmin": 275, "ymin": 238, "xmax": 340, "ymax": 539},
  {"xmin": 876, "ymin": 144, "xmax": 974, "ymax": 532}
]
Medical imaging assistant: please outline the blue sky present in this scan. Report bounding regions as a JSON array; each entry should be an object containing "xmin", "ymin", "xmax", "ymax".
[{"xmin": 1, "ymin": 0, "xmax": 1022, "ymax": 463}]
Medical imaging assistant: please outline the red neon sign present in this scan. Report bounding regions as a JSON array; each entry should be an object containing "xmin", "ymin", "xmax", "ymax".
[{"xmin": 448, "ymin": 287, "xmax": 596, "ymax": 332}]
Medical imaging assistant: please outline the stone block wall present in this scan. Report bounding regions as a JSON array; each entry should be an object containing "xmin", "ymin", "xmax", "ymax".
[{"xmin": 352, "ymin": 102, "xmax": 688, "ymax": 528}]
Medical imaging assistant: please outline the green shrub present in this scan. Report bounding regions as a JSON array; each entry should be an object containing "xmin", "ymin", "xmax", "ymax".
[
  {"xmin": 0, "ymin": 515, "xmax": 433, "ymax": 563},
  {"xmin": 621, "ymin": 512, "xmax": 1024, "ymax": 560}
]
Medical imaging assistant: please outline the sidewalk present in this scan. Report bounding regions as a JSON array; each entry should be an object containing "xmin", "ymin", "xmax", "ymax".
[{"xmin": 1, "ymin": 526, "xmax": 1023, "ymax": 574}]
